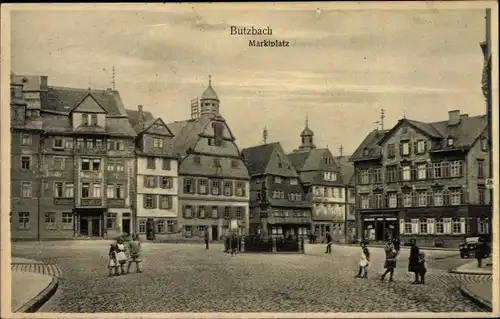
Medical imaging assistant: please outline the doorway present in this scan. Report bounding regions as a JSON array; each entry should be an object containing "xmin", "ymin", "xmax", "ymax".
[
  {"xmin": 79, "ymin": 218, "xmax": 88, "ymax": 236},
  {"xmin": 375, "ymin": 222, "xmax": 384, "ymax": 241},
  {"xmin": 123, "ymin": 219, "xmax": 131, "ymax": 235},
  {"xmin": 91, "ymin": 219, "xmax": 100, "ymax": 236},
  {"xmin": 212, "ymin": 226, "xmax": 219, "ymax": 241}
]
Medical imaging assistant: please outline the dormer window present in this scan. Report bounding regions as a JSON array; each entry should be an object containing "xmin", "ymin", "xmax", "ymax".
[
  {"xmin": 91, "ymin": 114, "xmax": 97, "ymax": 126},
  {"xmin": 402, "ymin": 126, "xmax": 408, "ymax": 134},
  {"xmin": 480, "ymin": 137, "xmax": 488, "ymax": 152},
  {"xmin": 324, "ymin": 172, "xmax": 338, "ymax": 181},
  {"xmin": 324, "ymin": 157, "xmax": 332, "ymax": 165},
  {"xmin": 81, "ymin": 114, "xmax": 98, "ymax": 126},
  {"xmin": 363, "ymin": 147, "xmax": 369, "ymax": 156},
  {"xmin": 447, "ymin": 137, "xmax": 454, "ymax": 146},
  {"xmin": 153, "ymin": 137, "xmax": 164, "ymax": 149}
]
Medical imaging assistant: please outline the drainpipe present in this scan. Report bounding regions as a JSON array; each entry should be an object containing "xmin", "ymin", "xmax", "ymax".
[{"xmin": 37, "ymin": 136, "xmax": 46, "ymax": 241}]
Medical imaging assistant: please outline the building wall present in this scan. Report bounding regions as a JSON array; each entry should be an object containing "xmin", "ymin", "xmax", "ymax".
[{"xmin": 466, "ymin": 130, "xmax": 490, "ymax": 205}]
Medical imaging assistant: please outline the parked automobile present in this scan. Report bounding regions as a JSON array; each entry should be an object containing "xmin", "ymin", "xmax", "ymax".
[{"xmin": 459, "ymin": 235, "xmax": 490, "ymax": 259}]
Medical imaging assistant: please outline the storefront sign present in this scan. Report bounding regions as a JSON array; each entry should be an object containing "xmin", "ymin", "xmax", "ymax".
[
  {"xmin": 364, "ymin": 218, "xmax": 375, "ymax": 221},
  {"xmin": 386, "ymin": 218, "xmax": 397, "ymax": 221}
]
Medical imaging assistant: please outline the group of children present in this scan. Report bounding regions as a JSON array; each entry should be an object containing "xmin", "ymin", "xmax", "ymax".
[{"xmin": 108, "ymin": 234, "xmax": 142, "ymax": 277}]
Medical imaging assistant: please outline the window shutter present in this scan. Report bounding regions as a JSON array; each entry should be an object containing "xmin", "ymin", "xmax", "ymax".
[
  {"xmin": 413, "ymin": 142, "xmax": 418, "ymax": 154},
  {"xmin": 460, "ymin": 189, "xmax": 465, "ymax": 204},
  {"xmin": 486, "ymin": 218, "xmax": 490, "ymax": 234},
  {"xmin": 427, "ymin": 191, "xmax": 433, "ymax": 206},
  {"xmin": 143, "ymin": 195, "xmax": 148, "ymax": 209},
  {"xmin": 427, "ymin": 163, "xmax": 433, "ymax": 179},
  {"xmin": 192, "ymin": 179, "xmax": 197, "ymax": 194},
  {"xmin": 167, "ymin": 196, "xmax": 173, "ymax": 209},
  {"xmin": 396, "ymin": 193, "xmax": 401, "ymax": 207},
  {"xmin": 460, "ymin": 217, "xmax": 466, "ymax": 234},
  {"xmin": 459, "ymin": 161, "xmax": 464, "ymax": 177},
  {"xmin": 423, "ymin": 141, "xmax": 428, "ymax": 152},
  {"xmin": 428, "ymin": 218, "xmax": 435, "ymax": 234},
  {"xmin": 230, "ymin": 206, "xmax": 237, "ymax": 219},
  {"xmin": 399, "ymin": 219, "xmax": 405, "ymax": 235},
  {"xmin": 411, "ymin": 219, "xmax": 419, "ymax": 234},
  {"xmin": 444, "ymin": 218, "xmax": 452, "ymax": 234},
  {"xmin": 398, "ymin": 167, "xmax": 402, "ymax": 182},
  {"xmin": 153, "ymin": 195, "xmax": 158, "ymax": 209},
  {"xmin": 476, "ymin": 217, "xmax": 481, "ymax": 233},
  {"xmin": 442, "ymin": 162, "xmax": 449, "ymax": 177},
  {"xmin": 241, "ymin": 206, "xmax": 247, "ymax": 220},
  {"xmin": 399, "ymin": 143, "xmax": 403, "ymax": 155},
  {"xmin": 154, "ymin": 176, "xmax": 159, "ymax": 188},
  {"xmin": 143, "ymin": 176, "xmax": 148, "ymax": 187},
  {"xmin": 443, "ymin": 190, "xmax": 450, "ymax": 205}
]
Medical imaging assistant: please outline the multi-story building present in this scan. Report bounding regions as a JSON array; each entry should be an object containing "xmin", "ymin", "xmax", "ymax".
[
  {"xmin": 11, "ymin": 74, "xmax": 137, "ymax": 240},
  {"xmin": 126, "ymin": 105, "xmax": 179, "ymax": 241},
  {"xmin": 287, "ymin": 122, "xmax": 349, "ymax": 242},
  {"xmin": 242, "ymin": 142, "xmax": 311, "ymax": 239},
  {"xmin": 167, "ymin": 77, "xmax": 250, "ymax": 240},
  {"xmin": 334, "ymin": 155, "xmax": 356, "ymax": 241},
  {"xmin": 351, "ymin": 110, "xmax": 491, "ymax": 247}
]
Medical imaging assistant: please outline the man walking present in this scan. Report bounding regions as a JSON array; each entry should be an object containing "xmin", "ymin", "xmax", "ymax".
[
  {"xmin": 325, "ymin": 232, "xmax": 332, "ymax": 254},
  {"xmin": 408, "ymin": 239, "xmax": 421, "ymax": 284},
  {"xmin": 204, "ymin": 227, "xmax": 210, "ymax": 250}
]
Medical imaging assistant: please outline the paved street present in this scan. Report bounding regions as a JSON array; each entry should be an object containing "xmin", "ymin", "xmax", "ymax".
[{"xmin": 11, "ymin": 241, "xmax": 490, "ymax": 313}]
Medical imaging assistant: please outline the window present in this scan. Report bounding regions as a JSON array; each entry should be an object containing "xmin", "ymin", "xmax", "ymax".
[
  {"xmin": 145, "ymin": 194, "xmax": 155, "ymax": 209},
  {"xmin": 197, "ymin": 206, "xmax": 205, "ymax": 218},
  {"xmin": 374, "ymin": 193, "xmax": 383, "ymax": 208},
  {"xmin": 435, "ymin": 218, "xmax": 444, "ymax": 234},
  {"xmin": 433, "ymin": 163, "xmax": 442, "ymax": 178},
  {"xmin": 477, "ymin": 160, "xmax": 484, "ymax": 179},
  {"xmin": 159, "ymin": 195, "xmax": 172, "ymax": 209},
  {"xmin": 450, "ymin": 161, "xmax": 462, "ymax": 177},
  {"xmin": 54, "ymin": 182, "xmax": 64, "ymax": 197},
  {"xmin": 107, "ymin": 140, "xmax": 115, "ymax": 150},
  {"xmin": 323, "ymin": 172, "xmax": 337, "ymax": 181},
  {"xmin": 197, "ymin": 225, "xmax": 206, "ymax": 236},
  {"xmin": 65, "ymin": 139, "xmax": 73, "ymax": 149},
  {"xmin": 235, "ymin": 182, "xmax": 245, "ymax": 196},
  {"xmin": 403, "ymin": 192, "xmax": 412, "ymax": 207},
  {"xmin": 387, "ymin": 144, "xmax": 396, "ymax": 158},
  {"xmin": 236, "ymin": 207, "xmax": 243, "ymax": 219},
  {"xmin": 76, "ymin": 138, "xmax": 84, "ymax": 149},
  {"xmin": 107, "ymin": 185, "xmax": 115, "ymax": 199},
  {"xmin": 21, "ymin": 156, "xmax": 31, "ymax": 170},
  {"xmin": 153, "ymin": 137, "xmax": 164, "ymax": 149},
  {"xmin": 18, "ymin": 212, "xmax": 30, "ymax": 229},
  {"xmin": 107, "ymin": 213, "xmax": 117, "ymax": 229},
  {"xmin": 404, "ymin": 219, "xmax": 412, "ymax": 234},
  {"xmin": 21, "ymin": 133, "xmax": 32, "ymax": 145},
  {"xmin": 92, "ymin": 183, "xmax": 101, "ymax": 198},
  {"xmin": 139, "ymin": 219, "xmax": 146, "ymax": 233},
  {"xmin": 373, "ymin": 168, "xmax": 381, "ymax": 183},
  {"xmin": 360, "ymin": 169, "xmax": 370, "ymax": 184},
  {"xmin": 61, "ymin": 212, "xmax": 73, "ymax": 229},
  {"xmin": 160, "ymin": 177, "xmax": 172, "ymax": 189},
  {"xmin": 211, "ymin": 206, "xmax": 218, "ymax": 218},
  {"xmin": 184, "ymin": 205, "xmax": 192, "ymax": 218},
  {"xmin": 434, "ymin": 190, "xmax": 443, "ymax": 206},
  {"xmin": 81, "ymin": 159, "xmax": 90, "ymax": 171},
  {"xmin": 450, "ymin": 189, "xmax": 462, "ymax": 205},
  {"xmin": 194, "ymin": 156, "xmax": 201, "ymax": 165},
  {"xmin": 95, "ymin": 139, "xmax": 103, "ymax": 149},
  {"xmin": 388, "ymin": 193, "xmax": 398, "ymax": 208},
  {"xmin": 272, "ymin": 190, "xmax": 284, "ymax": 199},
  {"xmin": 156, "ymin": 219, "xmax": 165, "ymax": 233},
  {"xmin": 184, "ymin": 178, "xmax": 194, "ymax": 193},
  {"xmin": 162, "ymin": 159, "xmax": 171, "ymax": 170},
  {"xmin": 402, "ymin": 166, "xmax": 411, "ymax": 181},
  {"xmin": 147, "ymin": 157, "xmax": 156, "ymax": 169},
  {"xmin": 401, "ymin": 142, "xmax": 410, "ymax": 155},
  {"xmin": 82, "ymin": 114, "xmax": 89, "ymax": 126},
  {"xmin": 81, "ymin": 183, "xmax": 90, "ymax": 198},
  {"xmin": 416, "ymin": 140, "xmax": 426, "ymax": 154},
  {"xmin": 115, "ymin": 184, "xmax": 124, "ymax": 198},
  {"xmin": 447, "ymin": 137, "xmax": 454, "ymax": 146},
  {"xmin": 145, "ymin": 176, "xmax": 156, "ymax": 188},
  {"xmin": 45, "ymin": 212, "xmax": 56, "ymax": 230},
  {"xmin": 107, "ymin": 160, "xmax": 115, "ymax": 171},
  {"xmin": 185, "ymin": 225, "xmax": 193, "ymax": 237},
  {"xmin": 53, "ymin": 157, "xmax": 64, "ymax": 170},
  {"xmin": 419, "ymin": 219, "xmax": 428, "ymax": 234},
  {"xmin": 213, "ymin": 158, "xmax": 220, "ymax": 167},
  {"xmin": 478, "ymin": 187, "xmax": 485, "ymax": 204},
  {"xmin": 92, "ymin": 159, "xmax": 101, "ymax": 171},
  {"xmin": 223, "ymin": 181, "xmax": 233, "ymax": 196},
  {"xmin": 21, "ymin": 182, "xmax": 32, "ymax": 198},
  {"xmin": 115, "ymin": 161, "xmax": 124, "ymax": 172},
  {"xmin": 417, "ymin": 191, "xmax": 427, "ymax": 207},
  {"xmin": 211, "ymin": 180, "xmax": 221, "ymax": 195},
  {"xmin": 360, "ymin": 195, "xmax": 370, "ymax": 209},
  {"xmin": 116, "ymin": 140, "xmax": 124, "ymax": 151},
  {"xmin": 385, "ymin": 166, "xmax": 398, "ymax": 183},
  {"xmin": 64, "ymin": 183, "xmax": 74, "ymax": 198},
  {"xmin": 402, "ymin": 126, "xmax": 408, "ymax": 134},
  {"xmin": 231, "ymin": 160, "xmax": 239, "ymax": 169},
  {"xmin": 289, "ymin": 178, "xmax": 298, "ymax": 185},
  {"xmin": 480, "ymin": 137, "xmax": 488, "ymax": 152},
  {"xmin": 274, "ymin": 176, "xmax": 282, "ymax": 184},
  {"xmin": 323, "ymin": 187, "xmax": 328, "ymax": 197},
  {"xmin": 90, "ymin": 114, "xmax": 98, "ymax": 126},
  {"xmin": 452, "ymin": 218, "xmax": 461, "ymax": 234},
  {"xmin": 417, "ymin": 164, "xmax": 427, "ymax": 180},
  {"xmin": 167, "ymin": 220, "xmax": 176, "ymax": 233},
  {"xmin": 53, "ymin": 138, "xmax": 64, "ymax": 149},
  {"xmin": 478, "ymin": 218, "xmax": 489, "ymax": 234},
  {"xmin": 86, "ymin": 139, "xmax": 94, "ymax": 149},
  {"xmin": 363, "ymin": 148, "xmax": 369, "ymax": 156},
  {"xmin": 224, "ymin": 207, "xmax": 231, "ymax": 219}
]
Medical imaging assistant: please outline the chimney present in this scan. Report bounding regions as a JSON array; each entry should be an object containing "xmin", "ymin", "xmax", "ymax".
[
  {"xmin": 460, "ymin": 114, "xmax": 469, "ymax": 120},
  {"xmin": 448, "ymin": 110, "xmax": 460, "ymax": 125},
  {"xmin": 138, "ymin": 105, "xmax": 145, "ymax": 123}
]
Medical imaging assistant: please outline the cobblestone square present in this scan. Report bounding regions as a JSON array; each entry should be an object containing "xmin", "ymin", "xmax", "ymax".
[{"xmin": 11, "ymin": 241, "xmax": 490, "ymax": 313}]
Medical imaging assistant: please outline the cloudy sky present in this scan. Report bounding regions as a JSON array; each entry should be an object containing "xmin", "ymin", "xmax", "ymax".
[{"xmin": 10, "ymin": 4, "xmax": 488, "ymax": 155}]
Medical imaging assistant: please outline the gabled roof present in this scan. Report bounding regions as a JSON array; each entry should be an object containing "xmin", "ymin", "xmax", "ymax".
[
  {"xmin": 377, "ymin": 118, "xmax": 442, "ymax": 145},
  {"xmin": 241, "ymin": 142, "xmax": 280, "ymax": 176},
  {"xmin": 287, "ymin": 148, "xmax": 337, "ymax": 172},
  {"xmin": 126, "ymin": 109, "xmax": 155, "ymax": 132},
  {"xmin": 334, "ymin": 155, "xmax": 355, "ymax": 186},
  {"xmin": 69, "ymin": 94, "xmax": 108, "ymax": 114},
  {"xmin": 427, "ymin": 115, "xmax": 487, "ymax": 149},
  {"xmin": 167, "ymin": 116, "xmax": 213, "ymax": 155},
  {"xmin": 350, "ymin": 129, "xmax": 389, "ymax": 162}
]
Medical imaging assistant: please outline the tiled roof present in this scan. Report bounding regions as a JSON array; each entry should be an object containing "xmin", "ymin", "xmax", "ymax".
[
  {"xmin": 268, "ymin": 198, "xmax": 312, "ymax": 209},
  {"xmin": 167, "ymin": 116, "xmax": 212, "ymax": 155},
  {"xmin": 427, "ymin": 115, "xmax": 487, "ymax": 149},
  {"xmin": 201, "ymin": 85, "xmax": 219, "ymax": 100},
  {"xmin": 241, "ymin": 142, "xmax": 280, "ymax": 176},
  {"xmin": 126, "ymin": 109, "xmax": 155, "ymax": 133},
  {"xmin": 334, "ymin": 155, "xmax": 355, "ymax": 186},
  {"xmin": 287, "ymin": 148, "xmax": 337, "ymax": 172},
  {"xmin": 406, "ymin": 120, "xmax": 442, "ymax": 138},
  {"xmin": 300, "ymin": 126, "xmax": 314, "ymax": 136},
  {"xmin": 350, "ymin": 129, "xmax": 389, "ymax": 162},
  {"xmin": 286, "ymin": 151, "xmax": 310, "ymax": 171}
]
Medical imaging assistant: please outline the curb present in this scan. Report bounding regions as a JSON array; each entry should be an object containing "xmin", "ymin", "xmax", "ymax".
[
  {"xmin": 15, "ymin": 276, "xmax": 59, "ymax": 313},
  {"xmin": 332, "ymin": 243, "xmax": 457, "ymax": 251},
  {"xmin": 449, "ymin": 268, "xmax": 493, "ymax": 275},
  {"xmin": 459, "ymin": 285, "xmax": 492, "ymax": 311}
]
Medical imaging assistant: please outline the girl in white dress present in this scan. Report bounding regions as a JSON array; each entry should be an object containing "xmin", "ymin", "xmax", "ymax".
[
  {"xmin": 355, "ymin": 243, "xmax": 370, "ymax": 278},
  {"xmin": 116, "ymin": 237, "xmax": 128, "ymax": 275},
  {"xmin": 108, "ymin": 244, "xmax": 119, "ymax": 277}
]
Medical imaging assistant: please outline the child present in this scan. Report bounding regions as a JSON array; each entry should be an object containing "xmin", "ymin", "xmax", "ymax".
[
  {"xmin": 116, "ymin": 237, "xmax": 128, "ymax": 275},
  {"xmin": 355, "ymin": 243, "xmax": 370, "ymax": 278},
  {"xmin": 108, "ymin": 244, "xmax": 119, "ymax": 277},
  {"xmin": 127, "ymin": 234, "xmax": 142, "ymax": 273},
  {"xmin": 418, "ymin": 252, "xmax": 427, "ymax": 284}
]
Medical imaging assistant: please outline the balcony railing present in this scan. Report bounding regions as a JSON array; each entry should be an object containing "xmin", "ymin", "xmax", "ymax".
[
  {"xmin": 80, "ymin": 198, "xmax": 103, "ymax": 207},
  {"xmin": 107, "ymin": 199, "xmax": 126, "ymax": 208},
  {"xmin": 53, "ymin": 198, "xmax": 74, "ymax": 205}
]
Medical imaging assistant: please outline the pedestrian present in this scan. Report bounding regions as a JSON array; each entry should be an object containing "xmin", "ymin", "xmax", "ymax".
[
  {"xmin": 393, "ymin": 237, "xmax": 401, "ymax": 253},
  {"xmin": 325, "ymin": 232, "xmax": 332, "ymax": 254},
  {"xmin": 355, "ymin": 242, "xmax": 370, "ymax": 278},
  {"xmin": 380, "ymin": 240, "xmax": 397, "ymax": 282},
  {"xmin": 313, "ymin": 230, "xmax": 318, "ymax": 244},
  {"xmin": 115, "ymin": 236, "xmax": 128, "ymax": 275},
  {"xmin": 408, "ymin": 238, "xmax": 421, "ymax": 284},
  {"xmin": 475, "ymin": 237, "xmax": 486, "ymax": 268},
  {"xmin": 204, "ymin": 227, "xmax": 210, "ymax": 250},
  {"xmin": 108, "ymin": 244, "xmax": 119, "ymax": 277},
  {"xmin": 418, "ymin": 252, "xmax": 427, "ymax": 284},
  {"xmin": 127, "ymin": 234, "xmax": 142, "ymax": 274}
]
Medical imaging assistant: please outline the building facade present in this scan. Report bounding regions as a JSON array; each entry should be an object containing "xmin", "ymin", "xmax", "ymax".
[
  {"xmin": 287, "ymin": 122, "xmax": 350, "ymax": 242},
  {"xmin": 126, "ymin": 106, "xmax": 179, "ymax": 241},
  {"xmin": 168, "ymin": 78, "xmax": 250, "ymax": 240},
  {"xmin": 334, "ymin": 155, "xmax": 357, "ymax": 241},
  {"xmin": 242, "ymin": 142, "xmax": 312, "ymax": 239},
  {"xmin": 351, "ymin": 110, "xmax": 491, "ymax": 247},
  {"xmin": 11, "ymin": 75, "xmax": 137, "ymax": 240}
]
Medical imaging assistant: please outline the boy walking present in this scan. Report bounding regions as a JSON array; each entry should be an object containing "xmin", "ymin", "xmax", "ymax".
[
  {"xmin": 355, "ymin": 242, "xmax": 370, "ymax": 278},
  {"xmin": 204, "ymin": 228, "xmax": 210, "ymax": 250},
  {"xmin": 324, "ymin": 232, "xmax": 332, "ymax": 254},
  {"xmin": 127, "ymin": 234, "xmax": 142, "ymax": 274}
]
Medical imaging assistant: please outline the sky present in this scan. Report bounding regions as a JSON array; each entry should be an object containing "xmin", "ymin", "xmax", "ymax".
[{"xmin": 10, "ymin": 5, "xmax": 488, "ymax": 156}]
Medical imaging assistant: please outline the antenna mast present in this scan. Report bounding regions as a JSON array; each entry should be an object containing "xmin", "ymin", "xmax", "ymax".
[
  {"xmin": 339, "ymin": 144, "xmax": 343, "ymax": 157},
  {"xmin": 112, "ymin": 66, "xmax": 116, "ymax": 91},
  {"xmin": 380, "ymin": 108, "xmax": 385, "ymax": 130},
  {"xmin": 263, "ymin": 126, "xmax": 268, "ymax": 144}
]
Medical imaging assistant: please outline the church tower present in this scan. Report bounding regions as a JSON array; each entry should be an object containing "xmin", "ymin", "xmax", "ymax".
[
  {"xmin": 199, "ymin": 75, "xmax": 220, "ymax": 117},
  {"xmin": 297, "ymin": 115, "xmax": 316, "ymax": 152}
]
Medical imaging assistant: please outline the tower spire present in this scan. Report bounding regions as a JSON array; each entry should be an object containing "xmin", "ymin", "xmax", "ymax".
[
  {"xmin": 208, "ymin": 74, "xmax": 212, "ymax": 86},
  {"xmin": 305, "ymin": 113, "xmax": 309, "ymax": 128},
  {"xmin": 263, "ymin": 126, "xmax": 268, "ymax": 144},
  {"xmin": 380, "ymin": 108, "xmax": 385, "ymax": 130}
]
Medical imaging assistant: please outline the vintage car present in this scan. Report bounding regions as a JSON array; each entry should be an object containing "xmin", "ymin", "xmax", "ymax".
[{"xmin": 459, "ymin": 235, "xmax": 491, "ymax": 259}]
